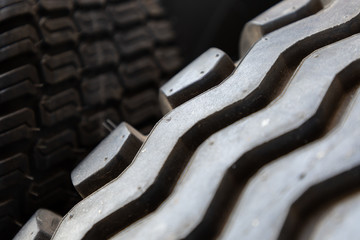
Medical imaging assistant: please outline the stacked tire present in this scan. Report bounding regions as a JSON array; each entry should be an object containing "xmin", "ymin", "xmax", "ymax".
[{"xmin": 0, "ymin": 0, "xmax": 181, "ymax": 238}]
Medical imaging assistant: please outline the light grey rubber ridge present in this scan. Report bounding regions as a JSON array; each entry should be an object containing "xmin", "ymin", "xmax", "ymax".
[
  {"xmin": 51, "ymin": 1, "xmax": 360, "ymax": 239},
  {"xmin": 14, "ymin": 209, "xmax": 61, "ymax": 240},
  {"xmin": 71, "ymin": 122, "xmax": 146, "ymax": 198},
  {"xmin": 111, "ymin": 34, "xmax": 360, "ymax": 240}
]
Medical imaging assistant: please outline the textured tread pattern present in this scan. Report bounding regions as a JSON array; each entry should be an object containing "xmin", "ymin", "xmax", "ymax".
[
  {"xmin": 112, "ymin": 33, "xmax": 360, "ymax": 240},
  {"xmin": 72, "ymin": 122, "xmax": 145, "ymax": 198},
  {"xmin": 0, "ymin": 0, "xmax": 181, "ymax": 238},
  {"xmin": 51, "ymin": 1, "xmax": 360, "ymax": 240},
  {"xmin": 159, "ymin": 48, "xmax": 234, "ymax": 113},
  {"xmin": 240, "ymin": 0, "xmax": 323, "ymax": 56}
]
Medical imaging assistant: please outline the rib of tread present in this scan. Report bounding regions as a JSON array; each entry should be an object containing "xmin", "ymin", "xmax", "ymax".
[
  {"xmin": 282, "ymin": 168, "xmax": 360, "ymax": 240},
  {"xmin": 217, "ymin": 98, "xmax": 360, "ymax": 240},
  {"xmin": 111, "ymin": 34, "xmax": 360, "ymax": 240},
  {"xmin": 240, "ymin": 0, "xmax": 323, "ymax": 56},
  {"xmin": 52, "ymin": 1, "xmax": 360, "ymax": 239}
]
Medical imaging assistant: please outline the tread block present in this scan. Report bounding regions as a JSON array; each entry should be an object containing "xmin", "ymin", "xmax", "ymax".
[
  {"xmin": 154, "ymin": 47, "xmax": 182, "ymax": 74},
  {"xmin": 50, "ymin": 1, "xmax": 360, "ymax": 239},
  {"xmin": 39, "ymin": 89, "xmax": 81, "ymax": 127},
  {"xmin": 0, "ymin": 108, "xmax": 35, "ymax": 147},
  {"xmin": 114, "ymin": 26, "xmax": 153, "ymax": 56},
  {"xmin": 106, "ymin": 1, "xmax": 146, "ymax": 27},
  {"xmin": 147, "ymin": 20, "xmax": 175, "ymax": 43},
  {"xmin": 0, "ymin": 64, "xmax": 39, "ymax": 104},
  {"xmin": 79, "ymin": 41, "xmax": 119, "ymax": 69},
  {"xmin": 79, "ymin": 108, "xmax": 120, "ymax": 146},
  {"xmin": 34, "ymin": 130, "xmax": 77, "ymax": 170},
  {"xmin": 0, "ymin": 0, "xmax": 35, "ymax": 23},
  {"xmin": 41, "ymin": 51, "xmax": 81, "ymax": 84},
  {"xmin": 240, "ymin": 0, "xmax": 322, "ymax": 56},
  {"xmin": 160, "ymin": 48, "xmax": 234, "ymax": 113},
  {"xmin": 13, "ymin": 209, "xmax": 61, "ymax": 240},
  {"xmin": 0, "ymin": 154, "xmax": 29, "ymax": 176},
  {"xmin": 0, "ymin": 24, "xmax": 39, "ymax": 62},
  {"xmin": 121, "ymin": 89, "xmax": 160, "ymax": 125},
  {"xmin": 72, "ymin": 122, "xmax": 145, "ymax": 198},
  {"xmin": 38, "ymin": 0, "xmax": 73, "ymax": 12},
  {"xmin": 139, "ymin": 0, "xmax": 165, "ymax": 17},
  {"xmin": 74, "ymin": 10, "xmax": 113, "ymax": 35},
  {"xmin": 40, "ymin": 17, "xmax": 78, "ymax": 46},
  {"xmin": 118, "ymin": 56, "xmax": 160, "ymax": 89},
  {"xmin": 81, "ymin": 72, "xmax": 122, "ymax": 106}
]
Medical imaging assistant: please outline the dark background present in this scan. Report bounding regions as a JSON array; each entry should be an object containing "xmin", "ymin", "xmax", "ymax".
[{"xmin": 161, "ymin": 0, "xmax": 280, "ymax": 63}]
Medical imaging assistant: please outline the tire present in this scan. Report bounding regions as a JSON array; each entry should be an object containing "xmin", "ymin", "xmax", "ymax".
[
  {"xmin": 0, "ymin": 0, "xmax": 181, "ymax": 238},
  {"xmin": 15, "ymin": 0, "xmax": 360, "ymax": 239}
]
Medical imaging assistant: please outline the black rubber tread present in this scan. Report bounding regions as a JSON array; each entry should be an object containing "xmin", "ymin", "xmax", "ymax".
[
  {"xmin": 48, "ymin": 0, "xmax": 360, "ymax": 240},
  {"xmin": 0, "ymin": 0, "xmax": 181, "ymax": 238}
]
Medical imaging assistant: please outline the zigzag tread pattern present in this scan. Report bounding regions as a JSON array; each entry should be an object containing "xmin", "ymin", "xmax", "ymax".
[{"xmin": 49, "ymin": 1, "xmax": 360, "ymax": 240}]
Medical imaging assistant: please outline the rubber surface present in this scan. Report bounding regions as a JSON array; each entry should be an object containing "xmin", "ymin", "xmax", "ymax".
[
  {"xmin": 18, "ymin": 0, "xmax": 360, "ymax": 239},
  {"xmin": 0, "ymin": 0, "xmax": 181, "ymax": 238},
  {"xmin": 48, "ymin": 0, "xmax": 360, "ymax": 239}
]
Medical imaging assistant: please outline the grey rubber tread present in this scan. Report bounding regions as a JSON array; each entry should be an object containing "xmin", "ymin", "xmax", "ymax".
[
  {"xmin": 159, "ymin": 48, "xmax": 234, "ymax": 113},
  {"xmin": 0, "ymin": 0, "xmax": 180, "ymax": 238},
  {"xmin": 13, "ymin": 209, "xmax": 61, "ymax": 240},
  {"xmin": 240, "ymin": 0, "xmax": 323, "ymax": 56},
  {"xmin": 52, "ymin": 1, "xmax": 360, "ymax": 239},
  {"xmin": 216, "ymin": 91, "xmax": 360, "ymax": 240},
  {"xmin": 72, "ymin": 122, "xmax": 145, "ymax": 198},
  {"xmin": 111, "ymin": 33, "xmax": 360, "ymax": 240},
  {"xmin": 294, "ymin": 182, "xmax": 360, "ymax": 240}
]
